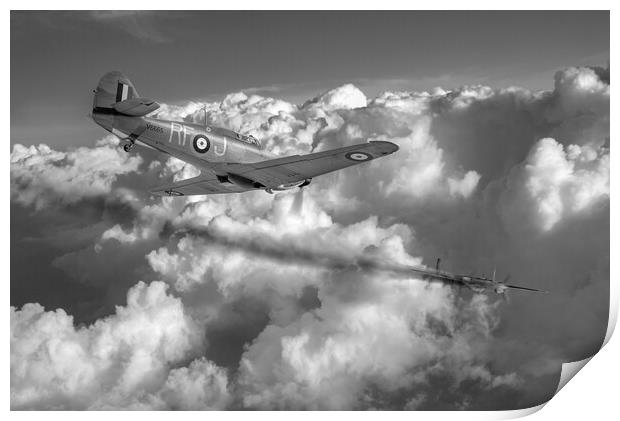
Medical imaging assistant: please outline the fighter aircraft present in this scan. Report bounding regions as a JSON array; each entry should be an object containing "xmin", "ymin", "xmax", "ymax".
[
  {"xmin": 408, "ymin": 258, "xmax": 548, "ymax": 299},
  {"xmin": 91, "ymin": 71, "xmax": 399, "ymax": 196}
]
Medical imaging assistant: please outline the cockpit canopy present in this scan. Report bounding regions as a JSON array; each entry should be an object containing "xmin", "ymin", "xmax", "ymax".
[
  {"xmin": 208, "ymin": 126, "xmax": 262, "ymax": 149},
  {"xmin": 235, "ymin": 132, "xmax": 261, "ymax": 148}
]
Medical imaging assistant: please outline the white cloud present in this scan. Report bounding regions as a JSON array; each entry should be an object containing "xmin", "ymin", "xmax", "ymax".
[
  {"xmin": 301, "ymin": 83, "xmax": 368, "ymax": 112},
  {"xmin": 449, "ymin": 170, "xmax": 481, "ymax": 198},
  {"xmin": 150, "ymin": 358, "xmax": 231, "ymax": 410},
  {"xmin": 499, "ymin": 137, "xmax": 609, "ymax": 233},
  {"xmin": 147, "ymin": 192, "xmax": 417, "ymax": 295},
  {"xmin": 237, "ymin": 276, "xmax": 509, "ymax": 409},
  {"xmin": 11, "ymin": 138, "xmax": 142, "ymax": 210},
  {"xmin": 10, "ymin": 281, "xmax": 215, "ymax": 409},
  {"xmin": 551, "ymin": 66, "xmax": 610, "ymax": 118}
]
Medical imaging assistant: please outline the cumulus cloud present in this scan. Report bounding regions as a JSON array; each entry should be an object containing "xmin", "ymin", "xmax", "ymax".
[
  {"xmin": 10, "ymin": 281, "xmax": 226, "ymax": 410},
  {"xmin": 449, "ymin": 170, "xmax": 482, "ymax": 198},
  {"xmin": 499, "ymin": 137, "xmax": 609, "ymax": 234},
  {"xmin": 149, "ymin": 357, "xmax": 231, "ymax": 410},
  {"xmin": 237, "ymin": 280, "xmax": 509, "ymax": 410},
  {"xmin": 147, "ymin": 195, "xmax": 418, "ymax": 297},
  {"xmin": 551, "ymin": 66, "xmax": 610, "ymax": 119},
  {"xmin": 11, "ymin": 65, "xmax": 609, "ymax": 410},
  {"xmin": 11, "ymin": 136, "xmax": 142, "ymax": 210},
  {"xmin": 301, "ymin": 83, "xmax": 368, "ymax": 111}
]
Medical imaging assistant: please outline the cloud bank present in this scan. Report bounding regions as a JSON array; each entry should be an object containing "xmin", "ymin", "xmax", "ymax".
[
  {"xmin": 11, "ymin": 65, "xmax": 609, "ymax": 410},
  {"xmin": 10, "ymin": 281, "xmax": 224, "ymax": 409}
]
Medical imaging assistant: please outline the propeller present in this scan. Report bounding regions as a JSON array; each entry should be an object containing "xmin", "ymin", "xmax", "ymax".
[
  {"xmin": 493, "ymin": 276, "xmax": 511, "ymax": 303},
  {"xmin": 494, "ymin": 273, "xmax": 547, "ymax": 303}
]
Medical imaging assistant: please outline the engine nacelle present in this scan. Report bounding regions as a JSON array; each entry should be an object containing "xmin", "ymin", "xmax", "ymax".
[
  {"xmin": 265, "ymin": 179, "xmax": 311, "ymax": 194},
  {"xmin": 494, "ymin": 284, "xmax": 508, "ymax": 294}
]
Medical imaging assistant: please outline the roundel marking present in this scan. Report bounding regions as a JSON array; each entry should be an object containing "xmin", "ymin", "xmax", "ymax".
[
  {"xmin": 193, "ymin": 135, "xmax": 210, "ymax": 153},
  {"xmin": 345, "ymin": 151, "xmax": 372, "ymax": 161}
]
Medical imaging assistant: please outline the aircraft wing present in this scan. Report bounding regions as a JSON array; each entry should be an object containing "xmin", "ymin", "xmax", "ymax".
[
  {"xmin": 151, "ymin": 141, "xmax": 398, "ymax": 196},
  {"xmin": 150, "ymin": 173, "xmax": 253, "ymax": 196},
  {"xmin": 220, "ymin": 141, "xmax": 398, "ymax": 188},
  {"xmin": 503, "ymin": 284, "xmax": 549, "ymax": 293}
]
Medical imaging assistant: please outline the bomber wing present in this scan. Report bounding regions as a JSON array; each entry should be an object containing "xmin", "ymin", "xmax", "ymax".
[
  {"xmin": 500, "ymin": 284, "xmax": 548, "ymax": 293},
  {"xmin": 407, "ymin": 265, "xmax": 548, "ymax": 294}
]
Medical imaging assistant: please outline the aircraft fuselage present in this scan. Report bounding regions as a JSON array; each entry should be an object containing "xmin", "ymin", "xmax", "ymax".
[{"xmin": 92, "ymin": 109, "xmax": 276, "ymax": 173}]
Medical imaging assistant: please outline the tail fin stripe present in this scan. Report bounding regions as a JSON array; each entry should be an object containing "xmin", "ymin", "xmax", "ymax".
[
  {"xmin": 115, "ymin": 82, "xmax": 124, "ymax": 102},
  {"xmin": 115, "ymin": 82, "xmax": 130, "ymax": 102}
]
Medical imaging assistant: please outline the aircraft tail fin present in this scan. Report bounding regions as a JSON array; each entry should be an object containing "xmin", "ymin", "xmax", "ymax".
[
  {"xmin": 93, "ymin": 71, "xmax": 159, "ymax": 116},
  {"xmin": 93, "ymin": 71, "xmax": 139, "ymax": 109}
]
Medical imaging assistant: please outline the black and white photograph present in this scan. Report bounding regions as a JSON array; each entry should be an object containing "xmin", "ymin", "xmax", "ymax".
[{"xmin": 9, "ymin": 7, "xmax": 613, "ymax": 413}]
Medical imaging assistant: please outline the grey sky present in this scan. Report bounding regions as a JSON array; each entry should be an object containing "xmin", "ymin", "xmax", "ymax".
[{"xmin": 11, "ymin": 10, "xmax": 609, "ymax": 147}]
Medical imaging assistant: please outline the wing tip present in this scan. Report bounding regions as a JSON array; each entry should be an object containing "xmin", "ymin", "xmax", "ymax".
[{"xmin": 369, "ymin": 140, "xmax": 399, "ymax": 155}]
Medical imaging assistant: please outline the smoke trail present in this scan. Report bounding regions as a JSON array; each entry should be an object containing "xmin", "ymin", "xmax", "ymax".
[{"xmin": 170, "ymin": 223, "xmax": 427, "ymax": 279}]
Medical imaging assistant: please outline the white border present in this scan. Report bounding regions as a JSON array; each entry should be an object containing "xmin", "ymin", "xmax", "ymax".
[{"xmin": 4, "ymin": 3, "xmax": 616, "ymax": 419}]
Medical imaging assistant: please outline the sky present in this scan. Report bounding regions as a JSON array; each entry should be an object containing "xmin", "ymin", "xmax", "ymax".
[
  {"xmin": 11, "ymin": 10, "xmax": 609, "ymax": 147},
  {"xmin": 10, "ymin": 10, "xmax": 610, "ymax": 411}
]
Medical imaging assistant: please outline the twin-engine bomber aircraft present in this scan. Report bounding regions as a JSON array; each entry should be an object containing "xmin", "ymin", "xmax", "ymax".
[
  {"xmin": 91, "ymin": 71, "xmax": 399, "ymax": 196},
  {"xmin": 408, "ymin": 259, "xmax": 548, "ymax": 299}
]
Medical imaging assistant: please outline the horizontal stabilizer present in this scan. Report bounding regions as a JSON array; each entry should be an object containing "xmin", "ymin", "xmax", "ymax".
[{"xmin": 113, "ymin": 97, "xmax": 160, "ymax": 116}]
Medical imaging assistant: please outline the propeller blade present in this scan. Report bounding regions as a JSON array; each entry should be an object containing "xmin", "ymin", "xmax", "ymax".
[{"xmin": 503, "ymin": 274, "xmax": 511, "ymax": 283}]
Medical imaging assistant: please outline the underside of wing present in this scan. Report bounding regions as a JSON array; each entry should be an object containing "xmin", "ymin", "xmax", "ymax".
[
  {"xmin": 151, "ymin": 141, "xmax": 398, "ymax": 197},
  {"xmin": 221, "ymin": 141, "xmax": 399, "ymax": 188},
  {"xmin": 150, "ymin": 173, "xmax": 252, "ymax": 196}
]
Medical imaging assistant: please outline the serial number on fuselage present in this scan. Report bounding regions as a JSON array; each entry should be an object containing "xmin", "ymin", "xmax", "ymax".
[{"xmin": 146, "ymin": 123, "xmax": 164, "ymax": 134}]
